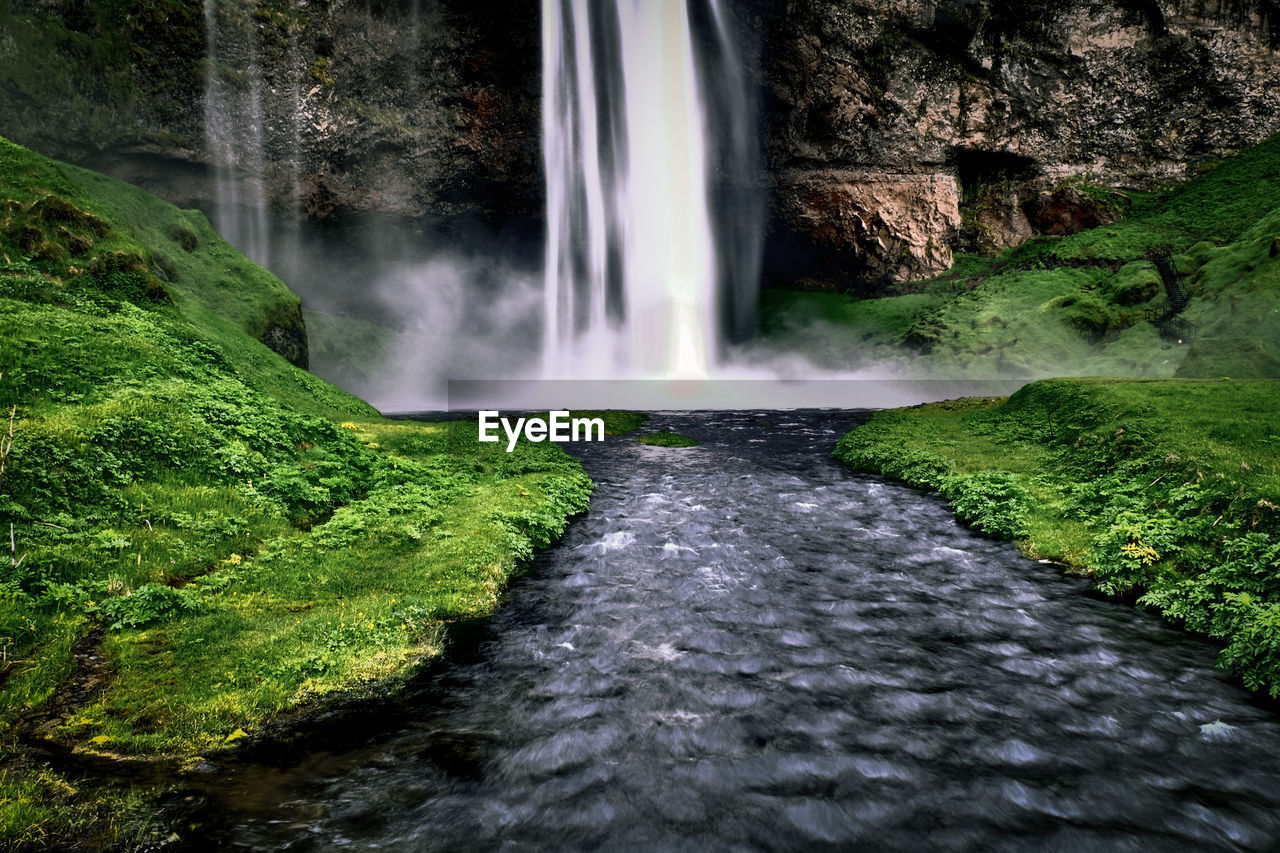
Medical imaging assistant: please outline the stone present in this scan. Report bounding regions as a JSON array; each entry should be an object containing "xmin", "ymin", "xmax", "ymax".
[
  {"xmin": 4, "ymin": 0, "xmax": 1280, "ymax": 291},
  {"xmin": 1022, "ymin": 186, "xmax": 1118, "ymax": 237},
  {"xmin": 775, "ymin": 170, "xmax": 961, "ymax": 288},
  {"xmin": 756, "ymin": 0, "xmax": 1280, "ymax": 286}
]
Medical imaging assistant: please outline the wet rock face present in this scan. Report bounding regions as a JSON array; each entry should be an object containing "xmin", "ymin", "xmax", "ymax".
[
  {"xmin": 4, "ymin": 0, "xmax": 1280, "ymax": 292},
  {"xmin": 773, "ymin": 170, "xmax": 961, "ymax": 289},
  {"xmin": 756, "ymin": 0, "xmax": 1280, "ymax": 287},
  {"xmin": 261, "ymin": 319, "xmax": 310, "ymax": 371},
  {"xmin": 0, "ymin": 0, "xmax": 542, "ymax": 230},
  {"xmin": 1022, "ymin": 185, "xmax": 1120, "ymax": 237}
]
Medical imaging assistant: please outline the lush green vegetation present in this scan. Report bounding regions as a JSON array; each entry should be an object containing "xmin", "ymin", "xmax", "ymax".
[
  {"xmin": 761, "ymin": 133, "xmax": 1280, "ymax": 379},
  {"xmin": 835, "ymin": 378, "xmax": 1280, "ymax": 696},
  {"xmin": 575, "ymin": 411, "xmax": 649, "ymax": 436},
  {"xmin": 756, "ymin": 289, "xmax": 945, "ymax": 368},
  {"xmin": 0, "ymin": 0, "xmax": 205, "ymax": 153},
  {"xmin": 637, "ymin": 430, "xmax": 699, "ymax": 448},
  {"xmin": 0, "ymin": 136, "xmax": 591, "ymax": 849}
]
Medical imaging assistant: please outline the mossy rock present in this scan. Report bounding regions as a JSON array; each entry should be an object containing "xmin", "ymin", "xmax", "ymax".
[
  {"xmin": 1102, "ymin": 261, "xmax": 1161, "ymax": 306},
  {"xmin": 167, "ymin": 223, "xmax": 198, "ymax": 252},
  {"xmin": 31, "ymin": 240, "xmax": 67, "ymax": 264},
  {"xmin": 89, "ymin": 250, "xmax": 148, "ymax": 275},
  {"xmin": 260, "ymin": 312, "xmax": 310, "ymax": 370},
  {"xmin": 60, "ymin": 227, "xmax": 94, "ymax": 255},
  {"xmin": 1185, "ymin": 240, "xmax": 1219, "ymax": 267},
  {"xmin": 637, "ymin": 430, "xmax": 699, "ymax": 447},
  {"xmin": 1051, "ymin": 291, "xmax": 1116, "ymax": 339},
  {"xmin": 31, "ymin": 195, "xmax": 110, "ymax": 235}
]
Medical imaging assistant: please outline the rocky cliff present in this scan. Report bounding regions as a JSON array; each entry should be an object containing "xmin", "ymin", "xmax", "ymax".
[
  {"xmin": 0, "ymin": 0, "xmax": 539, "ymax": 229},
  {"xmin": 2, "ymin": 0, "xmax": 1277, "ymax": 294},
  {"xmin": 758, "ymin": 0, "xmax": 1280, "ymax": 288}
]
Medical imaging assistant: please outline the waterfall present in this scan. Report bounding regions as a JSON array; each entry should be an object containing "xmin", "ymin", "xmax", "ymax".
[
  {"xmin": 203, "ymin": 1, "xmax": 272, "ymax": 267},
  {"xmin": 542, "ymin": 0, "xmax": 756, "ymax": 378},
  {"xmin": 203, "ymin": 0, "xmax": 313, "ymax": 280}
]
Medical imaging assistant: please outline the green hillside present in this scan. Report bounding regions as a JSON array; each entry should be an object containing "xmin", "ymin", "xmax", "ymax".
[
  {"xmin": 761, "ymin": 133, "xmax": 1280, "ymax": 378},
  {"xmin": 0, "ymin": 136, "xmax": 590, "ymax": 849}
]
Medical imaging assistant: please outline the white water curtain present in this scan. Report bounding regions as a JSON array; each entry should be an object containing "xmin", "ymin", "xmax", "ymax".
[{"xmin": 541, "ymin": 0, "xmax": 718, "ymax": 378}]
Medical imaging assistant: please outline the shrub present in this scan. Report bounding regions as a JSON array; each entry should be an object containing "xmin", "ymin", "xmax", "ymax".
[
  {"xmin": 1218, "ymin": 599, "xmax": 1280, "ymax": 697},
  {"xmin": 1087, "ymin": 510, "xmax": 1180, "ymax": 598},
  {"xmin": 1054, "ymin": 291, "xmax": 1116, "ymax": 339},
  {"xmin": 945, "ymin": 472, "xmax": 1029, "ymax": 538},
  {"xmin": 92, "ymin": 583, "xmax": 204, "ymax": 631},
  {"xmin": 1102, "ymin": 261, "xmax": 1161, "ymax": 306}
]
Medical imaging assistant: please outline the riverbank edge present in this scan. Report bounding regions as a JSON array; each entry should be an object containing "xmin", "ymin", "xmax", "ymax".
[
  {"xmin": 833, "ymin": 377, "xmax": 1280, "ymax": 699},
  {"xmin": 2, "ymin": 462, "xmax": 593, "ymax": 851}
]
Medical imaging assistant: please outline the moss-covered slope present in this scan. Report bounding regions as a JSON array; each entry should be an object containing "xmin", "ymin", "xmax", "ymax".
[
  {"xmin": 760, "ymin": 133, "xmax": 1280, "ymax": 379},
  {"xmin": 0, "ymin": 136, "xmax": 591, "ymax": 849}
]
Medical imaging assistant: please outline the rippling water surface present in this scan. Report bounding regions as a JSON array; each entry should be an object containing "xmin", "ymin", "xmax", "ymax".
[{"xmin": 223, "ymin": 412, "xmax": 1280, "ymax": 851}]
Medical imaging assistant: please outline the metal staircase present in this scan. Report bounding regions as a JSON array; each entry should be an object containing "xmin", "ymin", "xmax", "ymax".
[{"xmin": 1145, "ymin": 255, "xmax": 1197, "ymax": 342}]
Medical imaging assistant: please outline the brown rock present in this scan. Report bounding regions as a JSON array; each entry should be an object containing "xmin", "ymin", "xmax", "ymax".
[
  {"xmin": 758, "ymin": 0, "xmax": 1280, "ymax": 287},
  {"xmin": 1023, "ymin": 186, "xmax": 1118, "ymax": 236},
  {"xmin": 777, "ymin": 170, "xmax": 960, "ymax": 287}
]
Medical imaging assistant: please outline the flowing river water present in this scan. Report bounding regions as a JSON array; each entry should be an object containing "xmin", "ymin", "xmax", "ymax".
[{"xmin": 218, "ymin": 411, "xmax": 1280, "ymax": 851}]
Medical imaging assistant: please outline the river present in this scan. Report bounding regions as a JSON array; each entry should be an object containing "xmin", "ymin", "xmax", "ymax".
[{"xmin": 218, "ymin": 411, "xmax": 1280, "ymax": 851}]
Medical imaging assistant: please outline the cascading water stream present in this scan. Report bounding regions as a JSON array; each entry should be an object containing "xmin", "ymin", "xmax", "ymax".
[
  {"xmin": 203, "ymin": 0, "xmax": 272, "ymax": 267},
  {"xmin": 542, "ymin": 0, "xmax": 752, "ymax": 378},
  {"xmin": 202, "ymin": 0, "xmax": 312, "ymax": 284}
]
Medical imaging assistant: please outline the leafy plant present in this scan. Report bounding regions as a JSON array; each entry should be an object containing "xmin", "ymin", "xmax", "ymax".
[
  {"xmin": 91, "ymin": 584, "xmax": 204, "ymax": 631},
  {"xmin": 946, "ymin": 472, "xmax": 1029, "ymax": 538},
  {"xmin": 1088, "ymin": 510, "xmax": 1179, "ymax": 597}
]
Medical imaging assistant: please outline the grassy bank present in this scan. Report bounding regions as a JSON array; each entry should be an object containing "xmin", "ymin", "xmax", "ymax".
[
  {"xmin": 637, "ymin": 430, "xmax": 699, "ymax": 447},
  {"xmin": 0, "ymin": 136, "xmax": 592, "ymax": 848},
  {"xmin": 834, "ymin": 378, "xmax": 1280, "ymax": 696},
  {"xmin": 761, "ymin": 133, "xmax": 1280, "ymax": 379}
]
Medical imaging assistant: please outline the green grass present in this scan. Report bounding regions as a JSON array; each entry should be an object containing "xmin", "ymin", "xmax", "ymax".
[
  {"xmin": 637, "ymin": 430, "xmax": 699, "ymax": 448},
  {"xmin": 59, "ymin": 421, "xmax": 590, "ymax": 754},
  {"xmin": 64, "ymin": 164, "xmax": 309, "ymax": 358},
  {"xmin": 835, "ymin": 378, "xmax": 1280, "ymax": 696},
  {"xmin": 760, "ymin": 132, "xmax": 1280, "ymax": 378},
  {"xmin": 0, "ymin": 136, "xmax": 592, "ymax": 848},
  {"xmin": 1053, "ymin": 133, "xmax": 1280, "ymax": 261},
  {"xmin": 754, "ymin": 290, "xmax": 945, "ymax": 369},
  {"xmin": 572, "ymin": 411, "xmax": 649, "ymax": 436},
  {"xmin": 0, "ymin": 763, "xmax": 164, "ymax": 851},
  {"xmin": 1175, "ymin": 207, "xmax": 1280, "ymax": 378}
]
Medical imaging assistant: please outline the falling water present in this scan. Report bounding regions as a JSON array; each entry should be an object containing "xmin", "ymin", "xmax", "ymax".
[
  {"xmin": 702, "ymin": 0, "xmax": 764, "ymax": 344},
  {"xmin": 542, "ymin": 0, "xmax": 754, "ymax": 378},
  {"xmin": 203, "ymin": 0, "xmax": 273, "ymax": 267}
]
